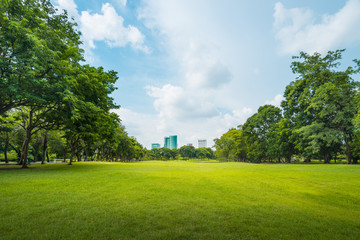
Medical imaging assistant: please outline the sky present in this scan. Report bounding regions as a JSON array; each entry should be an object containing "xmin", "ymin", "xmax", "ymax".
[{"xmin": 54, "ymin": 0, "xmax": 360, "ymax": 149}]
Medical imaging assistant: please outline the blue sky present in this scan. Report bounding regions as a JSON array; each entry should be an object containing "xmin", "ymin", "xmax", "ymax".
[{"xmin": 54, "ymin": 0, "xmax": 360, "ymax": 149}]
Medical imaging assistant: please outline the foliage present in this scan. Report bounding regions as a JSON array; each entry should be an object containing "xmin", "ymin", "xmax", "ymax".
[
  {"xmin": 216, "ymin": 50, "xmax": 359, "ymax": 164},
  {"xmin": 214, "ymin": 127, "xmax": 246, "ymax": 161},
  {"xmin": 282, "ymin": 50, "xmax": 359, "ymax": 163},
  {"xmin": 242, "ymin": 105, "xmax": 282, "ymax": 163}
]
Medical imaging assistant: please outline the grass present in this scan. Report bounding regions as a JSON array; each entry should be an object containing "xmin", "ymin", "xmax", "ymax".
[{"xmin": 0, "ymin": 161, "xmax": 360, "ymax": 240}]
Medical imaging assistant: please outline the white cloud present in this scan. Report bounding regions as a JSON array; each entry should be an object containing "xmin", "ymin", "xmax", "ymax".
[
  {"xmin": 265, "ymin": 94, "xmax": 284, "ymax": 107},
  {"xmin": 119, "ymin": 0, "xmax": 127, "ymax": 7},
  {"xmin": 54, "ymin": 0, "xmax": 148, "ymax": 59},
  {"xmin": 81, "ymin": 3, "xmax": 148, "ymax": 52},
  {"xmin": 112, "ymin": 107, "xmax": 253, "ymax": 149},
  {"xmin": 183, "ymin": 42, "xmax": 232, "ymax": 89},
  {"xmin": 55, "ymin": 0, "xmax": 80, "ymax": 21},
  {"xmin": 146, "ymin": 84, "xmax": 219, "ymax": 121},
  {"xmin": 274, "ymin": 0, "xmax": 360, "ymax": 55}
]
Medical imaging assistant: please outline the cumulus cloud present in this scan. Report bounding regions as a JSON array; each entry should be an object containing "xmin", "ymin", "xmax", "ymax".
[
  {"xmin": 54, "ymin": 0, "xmax": 148, "ymax": 57},
  {"xmin": 274, "ymin": 0, "xmax": 360, "ymax": 55},
  {"xmin": 183, "ymin": 42, "xmax": 232, "ymax": 89},
  {"xmin": 56, "ymin": 0, "xmax": 80, "ymax": 21},
  {"xmin": 146, "ymin": 84, "xmax": 219, "ymax": 121},
  {"xmin": 139, "ymin": 1, "xmax": 232, "ymax": 90},
  {"xmin": 81, "ymin": 3, "xmax": 148, "ymax": 52},
  {"xmin": 112, "ymin": 107, "xmax": 253, "ymax": 149},
  {"xmin": 265, "ymin": 94, "xmax": 284, "ymax": 107}
]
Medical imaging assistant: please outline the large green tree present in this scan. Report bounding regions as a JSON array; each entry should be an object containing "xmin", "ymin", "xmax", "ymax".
[
  {"xmin": 0, "ymin": 0, "xmax": 82, "ymax": 115},
  {"xmin": 1, "ymin": 0, "xmax": 84, "ymax": 167},
  {"xmin": 282, "ymin": 50, "xmax": 360, "ymax": 163},
  {"xmin": 242, "ymin": 105, "xmax": 282, "ymax": 163}
]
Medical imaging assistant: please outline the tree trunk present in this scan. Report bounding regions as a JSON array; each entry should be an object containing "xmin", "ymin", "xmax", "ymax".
[
  {"xmin": 344, "ymin": 139, "xmax": 352, "ymax": 164},
  {"xmin": 324, "ymin": 153, "xmax": 331, "ymax": 164},
  {"xmin": 21, "ymin": 129, "xmax": 32, "ymax": 168},
  {"xmin": 69, "ymin": 146, "xmax": 75, "ymax": 165},
  {"xmin": 85, "ymin": 147, "xmax": 89, "ymax": 162},
  {"xmin": 77, "ymin": 152, "xmax": 81, "ymax": 162},
  {"xmin": 41, "ymin": 134, "xmax": 48, "ymax": 164},
  {"xmin": 21, "ymin": 108, "xmax": 34, "ymax": 168},
  {"xmin": 63, "ymin": 149, "xmax": 67, "ymax": 163},
  {"xmin": 353, "ymin": 158, "xmax": 358, "ymax": 164},
  {"xmin": 69, "ymin": 142, "xmax": 76, "ymax": 165},
  {"xmin": 4, "ymin": 132, "xmax": 9, "ymax": 163}
]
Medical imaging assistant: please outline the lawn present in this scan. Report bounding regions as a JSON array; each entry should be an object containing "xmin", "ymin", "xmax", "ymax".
[{"xmin": 0, "ymin": 161, "xmax": 359, "ymax": 240}]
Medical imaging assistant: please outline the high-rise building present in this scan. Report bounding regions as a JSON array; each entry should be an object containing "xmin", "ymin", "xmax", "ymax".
[
  {"xmin": 198, "ymin": 139, "xmax": 207, "ymax": 148},
  {"xmin": 151, "ymin": 143, "xmax": 160, "ymax": 149},
  {"xmin": 169, "ymin": 135, "xmax": 177, "ymax": 149},
  {"xmin": 164, "ymin": 137, "xmax": 170, "ymax": 148},
  {"xmin": 164, "ymin": 135, "xmax": 178, "ymax": 149}
]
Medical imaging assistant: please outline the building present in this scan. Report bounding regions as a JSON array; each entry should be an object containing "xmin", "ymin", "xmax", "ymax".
[
  {"xmin": 164, "ymin": 137, "xmax": 170, "ymax": 148},
  {"xmin": 151, "ymin": 143, "xmax": 160, "ymax": 149},
  {"xmin": 169, "ymin": 135, "xmax": 177, "ymax": 149},
  {"xmin": 164, "ymin": 135, "xmax": 178, "ymax": 149},
  {"xmin": 198, "ymin": 139, "xmax": 207, "ymax": 148},
  {"xmin": 187, "ymin": 143, "xmax": 193, "ymax": 146}
]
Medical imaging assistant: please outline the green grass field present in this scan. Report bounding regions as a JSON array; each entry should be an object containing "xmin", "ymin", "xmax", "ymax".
[{"xmin": 1, "ymin": 161, "xmax": 359, "ymax": 240}]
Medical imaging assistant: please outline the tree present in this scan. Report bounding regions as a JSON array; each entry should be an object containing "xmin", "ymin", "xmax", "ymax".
[
  {"xmin": 214, "ymin": 127, "xmax": 246, "ymax": 161},
  {"xmin": 62, "ymin": 64, "xmax": 119, "ymax": 165},
  {"xmin": 282, "ymin": 50, "xmax": 360, "ymax": 163},
  {"xmin": 179, "ymin": 145, "xmax": 196, "ymax": 159},
  {"xmin": 242, "ymin": 105, "xmax": 282, "ymax": 163},
  {"xmin": 1, "ymin": 0, "xmax": 84, "ymax": 167},
  {"xmin": 0, "ymin": 0, "xmax": 83, "ymax": 115},
  {"xmin": 266, "ymin": 119, "xmax": 297, "ymax": 163}
]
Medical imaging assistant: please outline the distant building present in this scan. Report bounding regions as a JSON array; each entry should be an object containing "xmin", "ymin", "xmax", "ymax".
[
  {"xmin": 151, "ymin": 143, "xmax": 161, "ymax": 149},
  {"xmin": 169, "ymin": 135, "xmax": 177, "ymax": 149},
  {"xmin": 164, "ymin": 137, "xmax": 170, "ymax": 148},
  {"xmin": 198, "ymin": 139, "xmax": 207, "ymax": 148},
  {"xmin": 187, "ymin": 143, "xmax": 193, "ymax": 146},
  {"xmin": 164, "ymin": 135, "xmax": 178, "ymax": 149}
]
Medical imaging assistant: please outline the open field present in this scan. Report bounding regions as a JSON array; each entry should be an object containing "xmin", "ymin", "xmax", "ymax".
[{"xmin": 1, "ymin": 161, "xmax": 360, "ymax": 240}]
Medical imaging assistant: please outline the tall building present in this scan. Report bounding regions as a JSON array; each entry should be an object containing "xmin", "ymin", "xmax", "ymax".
[
  {"xmin": 164, "ymin": 137, "xmax": 170, "ymax": 148},
  {"xmin": 169, "ymin": 135, "xmax": 177, "ymax": 149},
  {"xmin": 198, "ymin": 139, "xmax": 207, "ymax": 148},
  {"xmin": 151, "ymin": 143, "xmax": 160, "ymax": 149},
  {"xmin": 164, "ymin": 135, "xmax": 178, "ymax": 149}
]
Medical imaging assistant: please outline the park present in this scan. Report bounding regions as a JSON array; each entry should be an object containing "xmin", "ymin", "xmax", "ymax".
[
  {"xmin": 1, "ymin": 161, "xmax": 360, "ymax": 239},
  {"xmin": 2, "ymin": 1, "xmax": 360, "ymax": 239}
]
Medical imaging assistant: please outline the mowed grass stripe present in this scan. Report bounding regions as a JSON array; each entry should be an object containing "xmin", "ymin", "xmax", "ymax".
[{"xmin": 0, "ymin": 161, "xmax": 359, "ymax": 240}]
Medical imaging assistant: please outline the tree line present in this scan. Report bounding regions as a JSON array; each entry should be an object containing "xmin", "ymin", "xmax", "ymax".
[
  {"xmin": 146, "ymin": 146, "xmax": 215, "ymax": 160},
  {"xmin": 215, "ymin": 50, "xmax": 360, "ymax": 164},
  {"xmin": 0, "ymin": 0, "xmax": 146, "ymax": 167}
]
